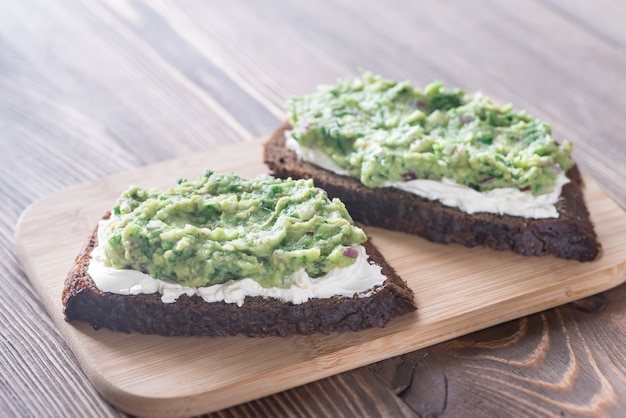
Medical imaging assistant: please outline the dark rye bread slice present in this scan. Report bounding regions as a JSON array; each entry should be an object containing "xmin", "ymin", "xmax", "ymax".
[
  {"xmin": 62, "ymin": 215, "xmax": 416, "ymax": 337},
  {"xmin": 264, "ymin": 122, "xmax": 601, "ymax": 262}
]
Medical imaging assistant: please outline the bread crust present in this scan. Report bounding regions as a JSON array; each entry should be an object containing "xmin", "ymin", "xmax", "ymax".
[
  {"xmin": 264, "ymin": 122, "xmax": 600, "ymax": 262},
  {"xmin": 62, "ymin": 214, "xmax": 416, "ymax": 337}
]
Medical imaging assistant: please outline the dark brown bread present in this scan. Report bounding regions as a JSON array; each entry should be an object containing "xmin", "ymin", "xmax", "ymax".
[
  {"xmin": 62, "ymin": 215, "xmax": 417, "ymax": 337},
  {"xmin": 264, "ymin": 122, "xmax": 601, "ymax": 262}
]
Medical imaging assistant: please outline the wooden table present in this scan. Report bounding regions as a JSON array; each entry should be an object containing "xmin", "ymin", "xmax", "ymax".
[{"xmin": 2, "ymin": 1, "xmax": 625, "ymax": 416}]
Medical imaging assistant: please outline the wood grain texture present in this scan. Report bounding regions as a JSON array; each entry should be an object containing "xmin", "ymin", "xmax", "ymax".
[
  {"xmin": 2, "ymin": 0, "xmax": 626, "ymax": 416},
  {"xmin": 14, "ymin": 140, "xmax": 626, "ymax": 416}
]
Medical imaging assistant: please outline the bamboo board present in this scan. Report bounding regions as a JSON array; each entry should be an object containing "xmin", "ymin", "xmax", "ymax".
[{"xmin": 15, "ymin": 139, "xmax": 626, "ymax": 417}]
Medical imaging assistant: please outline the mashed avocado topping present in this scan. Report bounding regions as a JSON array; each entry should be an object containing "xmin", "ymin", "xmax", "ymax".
[
  {"xmin": 100, "ymin": 171, "xmax": 367, "ymax": 289},
  {"xmin": 287, "ymin": 72, "xmax": 574, "ymax": 194}
]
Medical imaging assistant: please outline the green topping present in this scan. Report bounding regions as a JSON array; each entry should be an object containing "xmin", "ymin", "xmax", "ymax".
[
  {"xmin": 287, "ymin": 72, "xmax": 574, "ymax": 194},
  {"xmin": 100, "ymin": 171, "xmax": 367, "ymax": 288}
]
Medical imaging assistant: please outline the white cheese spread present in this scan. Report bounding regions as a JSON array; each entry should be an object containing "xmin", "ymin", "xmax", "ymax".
[
  {"xmin": 285, "ymin": 133, "xmax": 568, "ymax": 219},
  {"xmin": 88, "ymin": 221, "xmax": 387, "ymax": 307}
]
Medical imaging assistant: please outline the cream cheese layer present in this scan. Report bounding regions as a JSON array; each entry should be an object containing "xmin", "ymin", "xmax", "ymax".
[
  {"xmin": 88, "ymin": 220, "xmax": 387, "ymax": 307},
  {"xmin": 285, "ymin": 133, "xmax": 568, "ymax": 219}
]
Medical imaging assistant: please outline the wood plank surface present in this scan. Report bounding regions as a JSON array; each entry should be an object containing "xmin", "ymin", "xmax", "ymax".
[
  {"xmin": 14, "ymin": 139, "xmax": 626, "ymax": 416},
  {"xmin": 2, "ymin": 0, "xmax": 626, "ymax": 416}
]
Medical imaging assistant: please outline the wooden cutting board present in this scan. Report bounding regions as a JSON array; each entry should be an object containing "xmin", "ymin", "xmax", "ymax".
[{"xmin": 15, "ymin": 139, "xmax": 626, "ymax": 417}]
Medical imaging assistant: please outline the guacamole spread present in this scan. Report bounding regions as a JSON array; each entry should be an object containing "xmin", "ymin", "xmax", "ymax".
[
  {"xmin": 100, "ymin": 171, "xmax": 367, "ymax": 288},
  {"xmin": 286, "ymin": 72, "xmax": 573, "ymax": 194}
]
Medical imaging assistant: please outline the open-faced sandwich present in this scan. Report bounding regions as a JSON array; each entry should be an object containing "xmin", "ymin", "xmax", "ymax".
[
  {"xmin": 62, "ymin": 171, "xmax": 416, "ymax": 337},
  {"xmin": 264, "ymin": 72, "xmax": 600, "ymax": 261}
]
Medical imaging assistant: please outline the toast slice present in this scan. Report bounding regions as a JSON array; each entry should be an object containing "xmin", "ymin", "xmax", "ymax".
[
  {"xmin": 264, "ymin": 122, "xmax": 601, "ymax": 262},
  {"xmin": 62, "ymin": 218, "xmax": 416, "ymax": 337}
]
